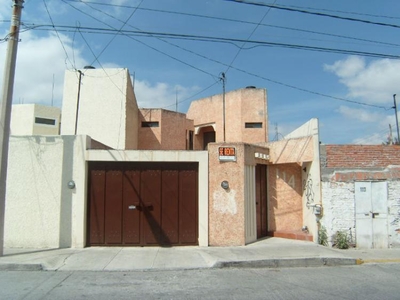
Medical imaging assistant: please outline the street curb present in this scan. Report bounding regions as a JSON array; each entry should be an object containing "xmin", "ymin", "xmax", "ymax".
[
  {"xmin": 213, "ymin": 257, "xmax": 359, "ymax": 269},
  {"xmin": 0, "ymin": 263, "xmax": 43, "ymax": 271},
  {"xmin": 360, "ymin": 258, "xmax": 400, "ymax": 264}
]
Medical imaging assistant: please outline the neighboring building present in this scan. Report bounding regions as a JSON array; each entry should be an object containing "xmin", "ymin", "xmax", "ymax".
[
  {"xmin": 11, "ymin": 104, "xmax": 60, "ymax": 135},
  {"xmin": 4, "ymin": 67, "xmax": 323, "ymax": 249},
  {"xmin": 138, "ymin": 109, "xmax": 194, "ymax": 150},
  {"xmin": 320, "ymin": 145, "xmax": 400, "ymax": 249},
  {"xmin": 187, "ymin": 87, "xmax": 268, "ymax": 149},
  {"xmin": 61, "ymin": 68, "xmax": 139, "ymax": 150}
]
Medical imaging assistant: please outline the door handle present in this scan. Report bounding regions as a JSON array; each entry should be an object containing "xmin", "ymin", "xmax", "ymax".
[{"xmin": 128, "ymin": 205, "xmax": 142, "ymax": 210}]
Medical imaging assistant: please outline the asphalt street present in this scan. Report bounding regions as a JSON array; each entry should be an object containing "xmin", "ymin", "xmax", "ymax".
[{"xmin": 1, "ymin": 263, "xmax": 399, "ymax": 300}]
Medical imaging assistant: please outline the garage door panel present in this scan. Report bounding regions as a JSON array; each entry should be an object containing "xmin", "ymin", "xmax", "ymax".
[
  {"xmin": 141, "ymin": 170, "xmax": 162, "ymax": 245},
  {"xmin": 105, "ymin": 170, "xmax": 123, "ymax": 244},
  {"xmin": 123, "ymin": 171, "xmax": 141, "ymax": 244},
  {"xmin": 89, "ymin": 169, "xmax": 106, "ymax": 245},
  {"xmin": 88, "ymin": 162, "xmax": 198, "ymax": 246},
  {"xmin": 179, "ymin": 170, "xmax": 198, "ymax": 244},
  {"xmin": 162, "ymin": 170, "xmax": 179, "ymax": 244}
]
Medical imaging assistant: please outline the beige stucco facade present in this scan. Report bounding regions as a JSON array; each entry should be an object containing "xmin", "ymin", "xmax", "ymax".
[
  {"xmin": 11, "ymin": 104, "xmax": 61, "ymax": 135},
  {"xmin": 5, "ymin": 135, "xmax": 88, "ymax": 248},
  {"xmin": 5, "ymin": 67, "xmax": 323, "ymax": 249},
  {"xmin": 4, "ymin": 135, "xmax": 209, "ymax": 248},
  {"xmin": 138, "ymin": 109, "xmax": 194, "ymax": 150},
  {"xmin": 187, "ymin": 87, "xmax": 267, "ymax": 149},
  {"xmin": 61, "ymin": 68, "xmax": 139, "ymax": 150},
  {"xmin": 208, "ymin": 143, "xmax": 270, "ymax": 246},
  {"xmin": 264, "ymin": 118, "xmax": 321, "ymax": 241}
]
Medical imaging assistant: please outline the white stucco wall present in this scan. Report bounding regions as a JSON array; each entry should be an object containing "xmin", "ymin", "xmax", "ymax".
[
  {"xmin": 388, "ymin": 181, "xmax": 400, "ymax": 247},
  {"xmin": 321, "ymin": 181, "xmax": 400, "ymax": 248},
  {"xmin": 5, "ymin": 135, "xmax": 88, "ymax": 248},
  {"xmin": 61, "ymin": 68, "xmax": 138, "ymax": 150},
  {"xmin": 11, "ymin": 104, "xmax": 61, "ymax": 136},
  {"xmin": 321, "ymin": 181, "xmax": 355, "ymax": 246}
]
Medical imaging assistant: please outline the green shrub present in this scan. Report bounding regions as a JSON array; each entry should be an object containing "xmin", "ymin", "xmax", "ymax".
[
  {"xmin": 318, "ymin": 226, "xmax": 328, "ymax": 246},
  {"xmin": 333, "ymin": 230, "xmax": 350, "ymax": 249}
]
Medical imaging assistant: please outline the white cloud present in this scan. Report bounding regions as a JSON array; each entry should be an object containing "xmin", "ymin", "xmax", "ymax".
[
  {"xmin": 324, "ymin": 56, "xmax": 400, "ymax": 105},
  {"xmin": 0, "ymin": 30, "xmax": 87, "ymax": 107},
  {"xmin": 337, "ymin": 105, "xmax": 383, "ymax": 123},
  {"xmin": 352, "ymin": 133, "xmax": 385, "ymax": 145},
  {"xmin": 134, "ymin": 80, "xmax": 200, "ymax": 111}
]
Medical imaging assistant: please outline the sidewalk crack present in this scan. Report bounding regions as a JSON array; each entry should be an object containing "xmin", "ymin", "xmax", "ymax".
[{"xmin": 103, "ymin": 248, "xmax": 123, "ymax": 270}]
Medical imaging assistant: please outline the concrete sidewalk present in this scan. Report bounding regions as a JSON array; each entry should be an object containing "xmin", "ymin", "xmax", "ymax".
[{"xmin": 1, "ymin": 238, "xmax": 399, "ymax": 271}]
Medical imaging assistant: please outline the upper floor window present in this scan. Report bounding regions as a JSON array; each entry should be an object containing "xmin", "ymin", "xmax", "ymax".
[
  {"xmin": 35, "ymin": 117, "xmax": 56, "ymax": 126},
  {"xmin": 141, "ymin": 121, "xmax": 159, "ymax": 128},
  {"xmin": 245, "ymin": 122, "xmax": 262, "ymax": 128}
]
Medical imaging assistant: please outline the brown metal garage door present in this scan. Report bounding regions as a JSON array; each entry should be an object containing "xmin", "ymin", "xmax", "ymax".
[{"xmin": 87, "ymin": 162, "xmax": 198, "ymax": 246}]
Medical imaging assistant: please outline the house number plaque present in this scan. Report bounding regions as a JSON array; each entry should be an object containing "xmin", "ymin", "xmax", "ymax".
[{"xmin": 219, "ymin": 147, "xmax": 236, "ymax": 162}]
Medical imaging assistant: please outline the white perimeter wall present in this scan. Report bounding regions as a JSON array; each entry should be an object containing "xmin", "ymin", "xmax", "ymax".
[
  {"xmin": 5, "ymin": 135, "xmax": 88, "ymax": 248},
  {"xmin": 5, "ymin": 139, "xmax": 209, "ymax": 249},
  {"xmin": 321, "ymin": 181, "xmax": 400, "ymax": 248}
]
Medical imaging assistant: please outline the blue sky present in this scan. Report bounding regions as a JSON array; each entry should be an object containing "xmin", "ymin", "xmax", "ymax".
[{"xmin": 1, "ymin": 0, "xmax": 400, "ymax": 144}]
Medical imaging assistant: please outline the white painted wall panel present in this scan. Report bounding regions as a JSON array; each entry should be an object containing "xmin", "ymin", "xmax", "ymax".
[{"xmin": 5, "ymin": 136, "xmax": 87, "ymax": 248}]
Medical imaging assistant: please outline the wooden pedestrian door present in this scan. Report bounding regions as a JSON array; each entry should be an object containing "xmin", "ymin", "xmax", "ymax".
[{"xmin": 88, "ymin": 162, "xmax": 198, "ymax": 246}]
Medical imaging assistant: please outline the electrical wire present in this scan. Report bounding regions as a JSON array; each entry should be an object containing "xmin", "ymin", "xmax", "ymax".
[
  {"xmin": 64, "ymin": 0, "xmax": 400, "ymax": 22},
  {"xmin": 223, "ymin": 0, "xmax": 400, "ymax": 29},
  {"xmin": 25, "ymin": 24, "xmax": 400, "ymax": 60},
  {"xmin": 22, "ymin": 22, "xmax": 393, "ymax": 109},
  {"xmin": 224, "ymin": 0, "xmax": 277, "ymax": 74},
  {"xmin": 42, "ymin": 0, "xmax": 75, "ymax": 69},
  {"xmin": 58, "ymin": 2, "xmax": 400, "ymax": 48},
  {"xmin": 59, "ymin": 1, "xmax": 219, "ymax": 81}
]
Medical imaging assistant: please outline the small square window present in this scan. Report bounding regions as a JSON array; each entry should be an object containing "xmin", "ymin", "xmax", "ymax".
[
  {"xmin": 245, "ymin": 122, "xmax": 262, "ymax": 128},
  {"xmin": 35, "ymin": 117, "xmax": 56, "ymax": 126},
  {"xmin": 141, "ymin": 121, "xmax": 159, "ymax": 128}
]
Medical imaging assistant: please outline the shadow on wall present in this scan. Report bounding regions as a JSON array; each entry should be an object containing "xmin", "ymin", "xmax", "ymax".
[
  {"xmin": 138, "ymin": 111, "xmax": 162, "ymax": 150},
  {"xmin": 59, "ymin": 136, "xmax": 74, "ymax": 248},
  {"xmin": 196, "ymin": 126, "xmax": 215, "ymax": 150},
  {"xmin": 268, "ymin": 164, "xmax": 303, "ymax": 232}
]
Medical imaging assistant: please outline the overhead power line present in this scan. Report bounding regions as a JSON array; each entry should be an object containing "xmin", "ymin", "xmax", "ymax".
[
  {"xmin": 60, "ymin": 1, "xmax": 400, "ymax": 48},
  {"xmin": 25, "ymin": 24, "xmax": 400, "ymax": 60},
  {"xmin": 60, "ymin": 1, "xmax": 219, "ymax": 80},
  {"xmin": 223, "ymin": 0, "xmax": 400, "ymax": 29},
  {"xmin": 224, "ymin": 0, "xmax": 277, "ymax": 74},
  {"xmin": 64, "ymin": 0, "xmax": 400, "ymax": 22}
]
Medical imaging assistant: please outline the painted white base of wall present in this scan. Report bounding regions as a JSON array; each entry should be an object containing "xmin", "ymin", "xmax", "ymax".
[
  {"xmin": 321, "ymin": 182, "xmax": 355, "ymax": 246},
  {"xmin": 321, "ymin": 181, "xmax": 400, "ymax": 248}
]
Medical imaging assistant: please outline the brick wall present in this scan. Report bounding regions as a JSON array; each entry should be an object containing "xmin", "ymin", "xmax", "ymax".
[{"xmin": 324, "ymin": 145, "xmax": 400, "ymax": 168}]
